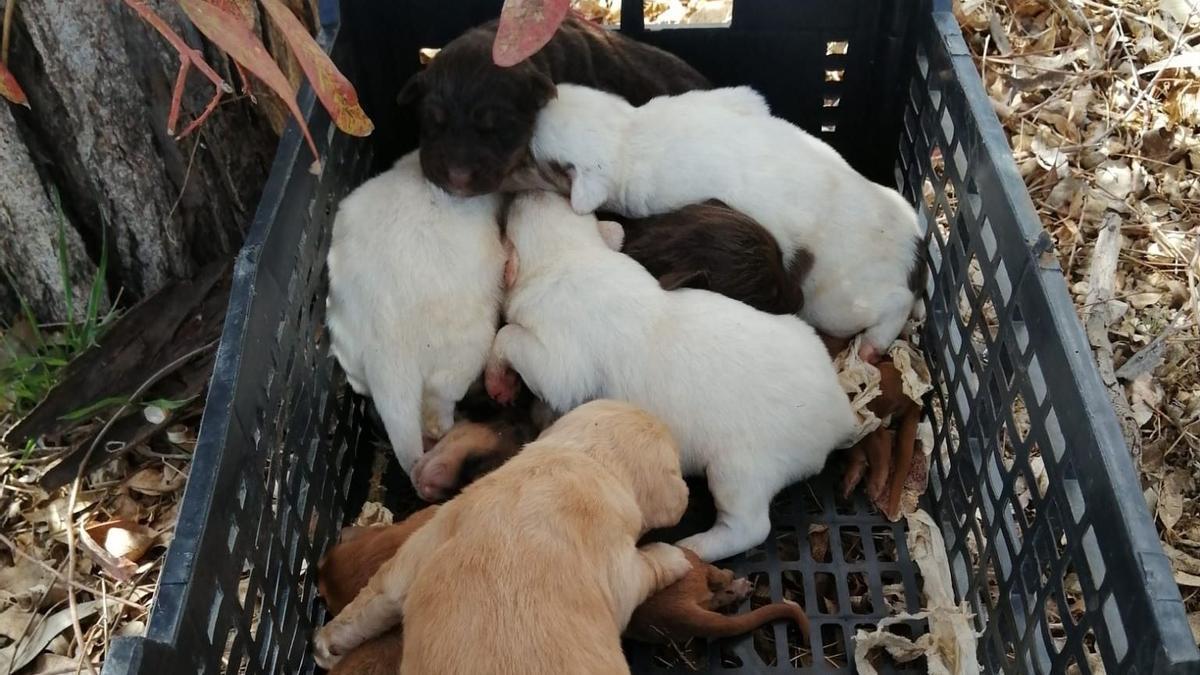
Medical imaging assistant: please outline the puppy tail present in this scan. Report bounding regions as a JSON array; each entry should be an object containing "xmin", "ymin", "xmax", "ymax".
[{"xmin": 676, "ymin": 601, "xmax": 811, "ymax": 642}]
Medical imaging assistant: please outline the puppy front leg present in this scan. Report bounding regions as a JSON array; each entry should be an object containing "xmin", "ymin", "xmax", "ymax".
[{"xmin": 313, "ymin": 515, "xmax": 448, "ymax": 668}]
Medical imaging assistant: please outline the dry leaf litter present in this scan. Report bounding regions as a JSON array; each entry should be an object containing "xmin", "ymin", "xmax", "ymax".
[
  {"xmin": 0, "ymin": 393, "xmax": 198, "ymax": 674},
  {"xmin": 956, "ymin": 0, "xmax": 1200, "ymax": 645}
]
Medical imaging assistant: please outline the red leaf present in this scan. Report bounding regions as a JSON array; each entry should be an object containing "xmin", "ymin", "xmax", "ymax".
[
  {"xmin": 0, "ymin": 59, "xmax": 29, "ymax": 108},
  {"xmin": 178, "ymin": 0, "xmax": 321, "ymax": 169},
  {"xmin": 211, "ymin": 0, "xmax": 256, "ymax": 27},
  {"xmin": 493, "ymin": 0, "xmax": 571, "ymax": 68},
  {"xmin": 259, "ymin": 0, "xmax": 373, "ymax": 136}
]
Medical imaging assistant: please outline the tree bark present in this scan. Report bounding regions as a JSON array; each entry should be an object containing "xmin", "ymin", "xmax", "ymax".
[
  {"xmin": 0, "ymin": 0, "xmax": 277, "ymax": 323},
  {"xmin": 0, "ymin": 103, "xmax": 99, "ymax": 322}
]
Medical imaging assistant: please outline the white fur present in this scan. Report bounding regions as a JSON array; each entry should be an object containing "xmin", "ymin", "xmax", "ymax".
[
  {"xmin": 492, "ymin": 192, "xmax": 857, "ymax": 562},
  {"xmin": 529, "ymin": 84, "xmax": 923, "ymax": 353},
  {"xmin": 326, "ymin": 151, "xmax": 504, "ymax": 474}
]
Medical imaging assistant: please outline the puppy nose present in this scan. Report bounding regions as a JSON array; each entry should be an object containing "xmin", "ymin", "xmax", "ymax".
[{"xmin": 447, "ymin": 168, "xmax": 472, "ymax": 191}]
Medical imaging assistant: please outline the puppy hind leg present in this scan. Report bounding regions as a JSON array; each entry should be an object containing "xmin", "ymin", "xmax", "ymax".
[
  {"xmin": 860, "ymin": 290, "xmax": 916, "ymax": 360},
  {"xmin": 677, "ymin": 467, "xmax": 775, "ymax": 563},
  {"xmin": 424, "ymin": 366, "xmax": 479, "ymax": 439}
]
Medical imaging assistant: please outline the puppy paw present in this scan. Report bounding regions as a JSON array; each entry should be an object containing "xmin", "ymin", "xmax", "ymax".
[
  {"xmin": 484, "ymin": 361, "xmax": 521, "ymax": 405},
  {"xmin": 728, "ymin": 576, "xmax": 753, "ymax": 601},
  {"xmin": 312, "ymin": 626, "xmax": 342, "ymax": 670},
  {"xmin": 412, "ymin": 456, "xmax": 455, "ymax": 502},
  {"xmin": 641, "ymin": 542, "xmax": 693, "ymax": 584},
  {"xmin": 858, "ymin": 342, "xmax": 883, "ymax": 365}
]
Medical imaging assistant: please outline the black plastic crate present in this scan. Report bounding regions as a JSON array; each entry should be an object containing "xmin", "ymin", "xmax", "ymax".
[{"xmin": 101, "ymin": 1, "xmax": 1200, "ymax": 673}]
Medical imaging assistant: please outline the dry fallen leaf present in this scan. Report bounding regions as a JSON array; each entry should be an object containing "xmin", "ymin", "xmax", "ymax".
[
  {"xmin": 0, "ymin": 557, "xmax": 57, "ymax": 609},
  {"xmin": 125, "ymin": 465, "xmax": 187, "ymax": 495},
  {"xmin": 0, "ymin": 603, "xmax": 36, "ymax": 641},
  {"xmin": 259, "ymin": 0, "xmax": 374, "ymax": 137},
  {"xmin": 493, "ymin": 0, "xmax": 572, "ymax": 67},
  {"xmin": 84, "ymin": 519, "xmax": 158, "ymax": 563},
  {"xmin": 352, "ymin": 501, "xmax": 395, "ymax": 527},
  {"xmin": 418, "ymin": 47, "xmax": 441, "ymax": 65},
  {"xmin": 0, "ymin": 600, "xmax": 115, "ymax": 673},
  {"xmin": 0, "ymin": 60, "xmax": 30, "ymax": 108},
  {"xmin": 25, "ymin": 653, "xmax": 81, "ymax": 675},
  {"xmin": 178, "ymin": 0, "xmax": 322, "ymax": 170},
  {"xmin": 1158, "ymin": 470, "xmax": 1189, "ymax": 532},
  {"xmin": 833, "ymin": 335, "xmax": 884, "ymax": 445},
  {"xmin": 855, "ymin": 510, "xmax": 978, "ymax": 674}
]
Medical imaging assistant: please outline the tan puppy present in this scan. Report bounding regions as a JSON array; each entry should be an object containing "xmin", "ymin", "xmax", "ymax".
[{"xmin": 313, "ymin": 399, "xmax": 692, "ymax": 674}]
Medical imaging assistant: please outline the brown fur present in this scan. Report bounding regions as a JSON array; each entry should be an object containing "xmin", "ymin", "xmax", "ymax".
[
  {"xmin": 821, "ymin": 334, "xmax": 923, "ymax": 512},
  {"xmin": 318, "ymin": 507, "xmax": 440, "ymax": 615},
  {"xmin": 316, "ymin": 507, "xmax": 439, "ymax": 675},
  {"xmin": 411, "ymin": 374, "xmax": 556, "ymax": 502},
  {"xmin": 313, "ymin": 400, "xmax": 693, "ymax": 675},
  {"xmin": 400, "ymin": 15, "xmax": 710, "ymax": 196},
  {"xmin": 627, "ymin": 548, "xmax": 810, "ymax": 644},
  {"xmin": 602, "ymin": 201, "xmax": 804, "ymax": 315}
]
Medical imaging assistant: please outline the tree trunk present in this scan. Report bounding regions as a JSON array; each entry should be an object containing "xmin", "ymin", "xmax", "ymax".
[
  {"xmin": 0, "ymin": 103, "xmax": 98, "ymax": 322},
  {"xmin": 0, "ymin": 0, "xmax": 278, "ymax": 323}
]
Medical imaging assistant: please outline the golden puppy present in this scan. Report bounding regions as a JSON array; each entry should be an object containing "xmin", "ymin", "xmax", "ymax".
[{"xmin": 313, "ymin": 399, "xmax": 692, "ymax": 674}]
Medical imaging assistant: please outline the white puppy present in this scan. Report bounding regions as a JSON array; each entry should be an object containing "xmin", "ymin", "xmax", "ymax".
[
  {"xmin": 486, "ymin": 192, "xmax": 857, "ymax": 562},
  {"xmin": 528, "ymin": 84, "xmax": 923, "ymax": 360},
  {"xmin": 326, "ymin": 151, "xmax": 504, "ymax": 475}
]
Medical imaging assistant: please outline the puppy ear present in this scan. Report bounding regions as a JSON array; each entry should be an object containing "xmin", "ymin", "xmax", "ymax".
[
  {"xmin": 396, "ymin": 71, "xmax": 425, "ymax": 108},
  {"xmin": 596, "ymin": 220, "xmax": 624, "ymax": 251},
  {"xmin": 569, "ymin": 167, "xmax": 609, "ymax": 214},
  {"xmin": 503, "ymin": 238, "xmax": 519, "ymax": 289},
  {"xmin": 659, "ymin": 270, "xmax": 709, "ymax": 291}
]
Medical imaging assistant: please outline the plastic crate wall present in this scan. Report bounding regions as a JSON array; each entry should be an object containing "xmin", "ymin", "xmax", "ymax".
[
  {"xmin": 898, "ymin": 8, "xmax": 1198, "ymax": 674},
  {"xmin": 102, "ymin": 28, "xmax": 378, "ymax": 675}
]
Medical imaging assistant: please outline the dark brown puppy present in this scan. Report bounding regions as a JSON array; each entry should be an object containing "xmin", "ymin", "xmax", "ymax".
[
  {"xmin": 399, "ymin": 14, "xmax": 710, "ymax": 196},
  {"xmin": 601, "ymin": 201, "xmax": 807, "ymax": 315},
  {"xmin": 627, "ymin": 548, "xmax": 810, "ymax": 644},
  {"xmin": 316, "ymin": 507, "xmax": 439, "ymax": 675}
]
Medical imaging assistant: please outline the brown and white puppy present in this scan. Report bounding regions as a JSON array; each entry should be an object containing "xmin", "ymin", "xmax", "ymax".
[
  {"xmin": 627, "ymin": 548, "xmax": 810, "ymax": 644},
  {"xmin": 399, "ymin": 14, "xmax": 710, "ymax": 196},
  {"xmin": 313, "ymin": 400, "xmax": 692, "ymax": 675},
  {"xmin": 316, "ymin": 507, "xmax": 439, "ymax": 675},
  {"xmin": 411, "ymin": 377, "xmax": 556, "ymax": 502},
  {"xmin": 600, "ymin": 201, "xmax": 807, "ymax": 316}
]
